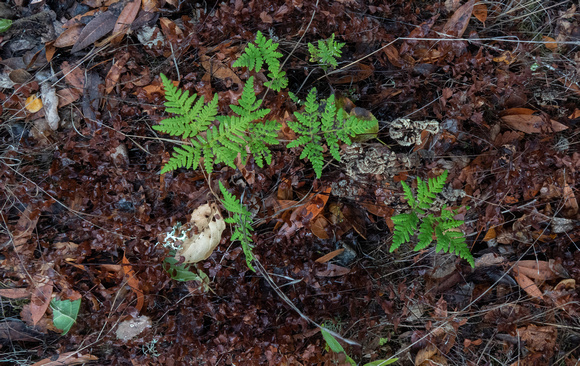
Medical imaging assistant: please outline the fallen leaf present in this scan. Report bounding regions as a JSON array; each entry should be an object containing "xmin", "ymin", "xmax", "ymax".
[
  {"xmin": 310, "ymin": 215, "xmax": 330, "ymax": 239},
  {"xmin": 516, "ymin": 324, "xmax": 557, "ymax": 353},
  {"xmin": 0, "ymin": 288, "xmax": 30, "ymax": 299},
  {"xmin": 501, "ymin": 114, "xmax": 568, "ymax": 134},
  {"xmin": 40, "ymin": 81, "xmax": 60, "ymax": 130},
  {"xmin": 142, "ymin": 0, "xmax": 158, "ymax": 12},
  {"xmin": 57, "ymin": 88, "xmax": 81, "ymax": 107},
  {"xmin": 383, "ymin": 44, "xmax": 403, "ymax": 67},
  {"xmin": 9, "ymin": 68, "xmax": 32, "ymax": 83},
  {"xmin": 513, "ymin": 270, "xmax": 543, "ymax": 300},
  {"xmin": 60, "ymin": 61, "xmax": 85, "ymax": 90},
  {"xmin": 112, "ymin": 0, "xmax": 142, "ymax": 43},
  {"xmin": 542, "ymin": 36, "xmax": 558, "ymax": 51},
  {"xmin": 115, "ymin": 315, "xmax": 151, "ymax": 341},
  {"xmin": 72, "ymin": 11, "xmax": 117, "ymax": 53},
  {"xmin": 121, "ymin": 254, "xmax": 145, "ymax": 312},
  {"xmin": 473, "ymin": 4, "xmax": 487, "ymax": 24},
  {"xmin": 30, "ymin": 282, "xmax": 53, "ymax": 326},
  {"xmin": 442, "ymin": 0, "xmax": 475, "ymax": 37},
  {"xmin": 315, "ymin": 263, "xmax": 350, "ymax": 277},
  {"xmin": 54, "ymin": 24, "xmax": 83, "ymax": 48},
  {"xmin": 25, "ymin": 94, "xmax": 43, "ymax": 113},
  {"xmin": 105, "ymin": 52, "xmax": 131, "ymax": 94},
  {"xmin": 329, "ymin": 63, "xmax": 374, "ymax": 84},
  {"xmin": 0, "ymin": 320, "xmax": 42, "ymax": 342},
  {"xmin": 512, "ymin": 260, "xmax": 561, "ymax": 280},
  {"xmin": 200, "ymin": 55, "xmax": 242, "ymax": 86},
  {"xmin": 315, "ymin": 248, "xmax": 345, "ymax": 263},
  {"xmin": 30, "ymin": 352, "xmax": 98, "ymax": 366}
]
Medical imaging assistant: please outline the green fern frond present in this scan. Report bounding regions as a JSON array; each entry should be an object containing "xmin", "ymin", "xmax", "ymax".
[
  {"xmin": 233, "ymin": 31, "xmax": 287, "ymax": 91},
  {"xmin": 308, "ymin": 34, "xmax": 345, "ymax": 69},
  {"xmin": 219, "ymin": 182, "xmax": 256, "ymax": 272},
  {"xmin": 286, "ymin": 89, "xmax": 375, "ymax": 178},
  {"xmin": 390, "ymin": 170, "xmax": 474, "ymax": 267},
  {"xmin": 159, "ymin": 145, "xmax": 199, "ymax": 174}
]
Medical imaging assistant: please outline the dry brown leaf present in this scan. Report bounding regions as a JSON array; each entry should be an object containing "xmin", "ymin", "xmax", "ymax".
[
  {"xmin": 513, "ymin": 270, "xmax": 544, "ymax": 300},
  {"xmin": 31, "ymin": 352, "xmax": 98, "ymax": 366},
  {"xmin": 311, "ymin": 215, "xmax": 330, "ymax": 239},
  {"xmin": 315, "ymin": 248, "xmax": 345, "ymax": 263},
  {"xmin": 501, "ymin": 114, "xmax": 568, "ymax": 134},
  {"xmin": 0, "ymin": 288, "xmax": 30, "ymax": 299},
  {"xmin": 0, "ymin": 320, "xmax": 42, "ymax": 342},
  {"xmin": 142, "ymin": 0, "xmax": 158, "ymax": 12},
  {"xmin": 473, "ymin": 4, "xmax": 487, "ymax": 24},
  {"xmin": 72, "ymin": 11, "xmax": 117, "ymax": 53},
  {"xmin": 542, "ymin": 36, "xmax": 558, "ymax": 51},
  {"xmin": 54, "ymin": 24, "xmax": 83, "ymax": 48},
  {"xmin": 30, "ymin": 282, "xmax": 53, "ymax": 326},
  {"xmin": 500, "ymin": 107, "xmax": 535, "ymax": 116},
  {"xmin": 112, "ymin": 0, "xmax": 141, "ymax": 41},
  {"xmin": 315, "ymin": 263, "xmax": 350, "ymax": 277},
  {"xmin": 200, "ymin": 55, "xmax": 242, "ymax": 86},
  {"xmin": 105, "ymin": 52, "xmax": 131, "ymax": 94},
  {"xmin": 512, "ymin": 260, "xmax": 561, "ymax": 280},
  {"xmin": 121, "ymin": 254, "xmax": 145, "ymax": 312},
  {"xmin": 9, "ymin": 68, "xmax": 32, "ymax": 84},
  {"xmin": 383, "ymin": 43, "xmax": 403, "ymax": 67},
  {"xmin": 442, "ymin": 0, "xmax": 475, "ymax": 37},
  {"xmin": 516, "ymin": 324, "xmax": 557, "ymax": 353},
  {"xmin": 563, "ymin": 181, "xmax": 578, "ymax": 215},
  {"xmin": 60, "ymin": 61, "xmax": 85, "ymax": 90},
  {"xmin": 329, "ymin": 63, "xmax": 374, "ymax": 84},
  {"xmin": 57, "ymin": 88, "xmax": 81, "ymax": 107}
]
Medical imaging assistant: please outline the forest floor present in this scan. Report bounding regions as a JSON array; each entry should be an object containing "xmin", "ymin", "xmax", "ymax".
[{"xmin": 1, "ymin": 0, "xmax": 580, "ymax": 365}]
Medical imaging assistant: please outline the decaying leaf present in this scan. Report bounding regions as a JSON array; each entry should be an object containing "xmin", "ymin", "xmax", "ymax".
[
  {"xmin": 40, "ymin": 81, "xmax": 60, "ymax": 130},
  {"xmin": 30, "ymin": 282, "xmax": 54, "ymax": 326},
  {"xmin": 511, "ymin": 260, "xmax": 562, "ymax": 281},
  {"xmin": 72, "ymin": 11, "xmax": 117, "ymax": 53},
  {"xmin": 473, "ymin": 4, "xmax": 487, "ymax": 24},
  {"xmin": 121, "ymin": 254, "xmax": 145, "ymax": 312},
  {"xmin": 442, "ymin": 0, "xmax": 475, "ymax": 37},
  {"xmin": 500, "ymin": 113, "xmax": 568, "ymax": 134},
  {"xmin": 30, "ymin": 352, "xmax": 98, "ymax": 366},
  {"xmin": 174, "ymin": 203, "xmax": 226, "ymax": 264}
]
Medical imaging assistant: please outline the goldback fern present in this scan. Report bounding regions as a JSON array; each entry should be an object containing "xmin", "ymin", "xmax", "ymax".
[
  {"xmin": 233, "ymin": 30, "xmax": 288, "ymax": 91},
  {"xmin": 390, "ymin": 170, "xmax": 474, "ymax": 267},
  {"xmin": 155, "ymin": 75, "xmax": 278, "ymax": 174},
  {"xmin": 308, "ymin": 33, "xmax": 345, "ymax": 70},
  {"xmin": 219, "ymin": 182, "xmax": 256, "ymax": 272},
  {"xmin": 287, "ymin": 88, "xmax": 376, "ymax": 178}
]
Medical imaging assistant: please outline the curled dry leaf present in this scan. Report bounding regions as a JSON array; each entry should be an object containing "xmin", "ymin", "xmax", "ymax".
[
  {"xmin": 175, "ymin": 203, "xmax": 226, "ymax": 264},
  {"xmin": 40, "ymin": 82, "xmax": 60, "ymax": 130},
  {"xmin": 512, "ymin": 270, "xmax": 543, "ymax": 300},
  {"xmin": 105, "ymin": 52, "xmax": 131, "ymax": 94},
  {"xmin": 511, "ymin": 260, "xmax": 562, "ymax": 281},
  {"xmin": 121, "ymin": 254, "xmax": 145, "ymax": 312}
]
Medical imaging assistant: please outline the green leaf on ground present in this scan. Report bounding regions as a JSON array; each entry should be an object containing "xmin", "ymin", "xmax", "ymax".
[{"xmin": 51, "ymin": 298, "xmax": 81, "ymax": 335}]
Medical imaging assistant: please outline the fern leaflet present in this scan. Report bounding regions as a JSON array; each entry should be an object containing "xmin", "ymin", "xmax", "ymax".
[{"xmin": 219, "ymin": 182, "xmax": 256, "ymax": 272}]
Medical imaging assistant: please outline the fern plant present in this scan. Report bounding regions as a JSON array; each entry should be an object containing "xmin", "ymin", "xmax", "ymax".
[
  {"xmin": 155, "ymin": 75, "xmax": 279, "ymax": 173},
  {"xmin": 219, "ymin": 181, "xmax": 256, "ymax": 272},
  {"xmin": 390, "ymin": 170, "xmax": 474, "ymax": 267},
  {"xmin": 308, "ymin": 33, "xmax": 345, "ymax": 70},
  {"xmin": 287, "ymin": 88, "xmax": 376, "ymax": 178},
  {"xmin": 233, "ymin": 30, "xmax": 288, "ymax": 91}
]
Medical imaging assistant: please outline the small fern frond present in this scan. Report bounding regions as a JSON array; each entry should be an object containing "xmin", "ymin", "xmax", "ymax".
[
  {"xmin": 434, "ymin": 226, "xmax": 473, "ymax": 267},
  {"xmin": 308, "ymin": 33, "xmax": 345, "ymax": 69},
  {"xmin": 248, "ymin": 120, "xmax": 279, "ymax": 167},
  {"xmin": 390, "ymin": 212, "xmax": 419, "ymax": 251},
  {"xmin": 219, "ymin": 182, "xmax": 256, "ymax": 272},
  {"xmin": 416, "ymin": 177, "xmax": 436, "ymax": 206},
  {"xmin": 233, "ymin": 31, "xmax": 287, "ymax": 90}
]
